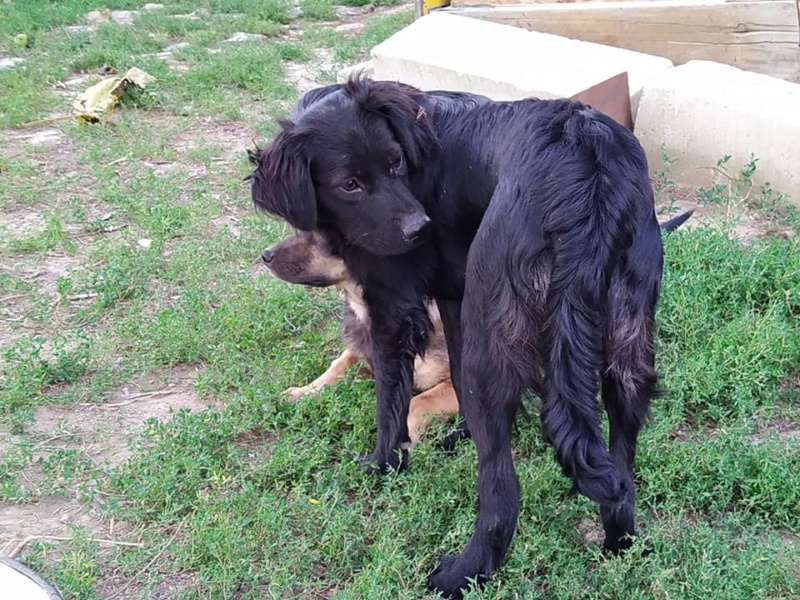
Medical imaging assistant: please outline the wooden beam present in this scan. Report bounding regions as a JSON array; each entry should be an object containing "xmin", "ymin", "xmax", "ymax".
[
  {"xmin": 452, "ymin": 0, "xmax": 791, "ymax": 6},
  {"xmin": 443, "ymin": 0, "xmax": 800, "ymax": 82},
  {"xmin": 416, "ymin": 0, "xmax": 451, "ymax": 17},
  {"xmin": 796, "ymin": 0, "xmax": 800, "ymax": 45},
  {"xmin": 451, "ymin": 0, "xmax": 641, "ymax": 5}
]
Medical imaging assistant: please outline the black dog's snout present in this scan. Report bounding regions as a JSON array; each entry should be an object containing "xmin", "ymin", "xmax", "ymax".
[
  {"xmin": 261, "ymin": 248, "xmax": 274, "ymax": 264},
  {"xmin": 400, "ymin": 213, "xmax": 431, "ymax": 241}
]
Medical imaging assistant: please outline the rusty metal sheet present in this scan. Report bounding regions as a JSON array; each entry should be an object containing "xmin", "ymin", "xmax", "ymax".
[{"xmin": 569, "ymin": 71, "xmax": 633, "ymax": 131}]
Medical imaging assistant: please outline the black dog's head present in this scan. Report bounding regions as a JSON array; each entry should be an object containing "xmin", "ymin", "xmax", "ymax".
[
  {"xmin": 261, "ymin": 230, "xmax": 347, "ymax": 287},
  {"xmin": 248, "ymin": 77, "xmax": 440, "ymax": 256}
]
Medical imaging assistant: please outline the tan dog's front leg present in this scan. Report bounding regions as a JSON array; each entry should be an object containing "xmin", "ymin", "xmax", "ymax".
[
  {"xmin": 286, "ymin": 348, "xmax": 360, "ymax": 400},
  {"xmin": 407, "ymin": 381, "xmax": 460, "ymax": 447}
]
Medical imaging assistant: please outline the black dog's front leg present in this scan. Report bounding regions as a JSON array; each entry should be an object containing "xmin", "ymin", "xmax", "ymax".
[
  {"xmin": 358, "ymin": 344, "xmax": 414, "ymax": 475},
  {"xmin": 358, "ymin": 303, "xmax": 430, "ymax": 475}
]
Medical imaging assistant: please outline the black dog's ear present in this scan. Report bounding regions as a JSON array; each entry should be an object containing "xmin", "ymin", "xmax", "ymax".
[
  {"xmin": 247, "ymin": 122, "xmax": 317, "ymax": 231},
  {"xmin": 344, "ymin": 76, "xmax": 440, "ymax": 170}
]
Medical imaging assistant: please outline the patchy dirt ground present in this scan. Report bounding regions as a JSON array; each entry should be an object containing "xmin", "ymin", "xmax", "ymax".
[
  {"xmin": 0, "ymin": 366, "xmax": 214, "ymax": 554},
  {"xmin": 28, "ymin": 366, "xmax": 213, "ymax": 467}
]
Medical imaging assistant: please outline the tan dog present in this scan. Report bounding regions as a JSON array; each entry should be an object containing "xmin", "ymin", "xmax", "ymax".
[{"xmin": 261, "ymin": 230, "xmax": 458, "ymax": 446}]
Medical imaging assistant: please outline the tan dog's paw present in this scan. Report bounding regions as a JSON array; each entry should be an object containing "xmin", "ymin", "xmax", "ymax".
[{"xmin": 285, "ymin": 385, "xmax": 317, "ymax": 400}]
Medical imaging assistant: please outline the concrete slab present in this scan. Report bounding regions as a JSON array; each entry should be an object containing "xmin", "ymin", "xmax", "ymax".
[
  {"xmin": 369, "ymin": 12, "xmax": 673, "ymax": 113},
  {"xmin": 635, "ymin": 60, "xmax": 800, "ymax": 205},
  {"xmin": 337, "ymin": 60, "xmax": 374, "ymax": 83}
]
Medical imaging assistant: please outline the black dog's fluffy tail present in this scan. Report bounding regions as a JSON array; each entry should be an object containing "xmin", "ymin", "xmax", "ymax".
[
  {"xmin": 539, "ymin": 106, "xmax": 651, "ymax": 508},
  {"xmin": 660, "ymin": 209, "xmax": 694, "ymax": 232}
]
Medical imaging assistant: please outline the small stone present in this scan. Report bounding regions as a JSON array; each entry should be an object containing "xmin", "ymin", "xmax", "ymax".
[
  {"xmin": 0, "ymin": 57, "xmax": 24, "ymax": 71},
  {"xmin": 335, "ymin": 23, "xmax": 364, "ymax": 34},
  {"xmin": 28, "ymin": 129, "xmax": 62, "ymax": 146},
  {"xmin": 86, "ymin": 10, "xmax": 110, "ymax": 26},
  {"xmin": 65, "ymin": 25, "xmax": 95, "ymax": 33},
  {"xmin": 163, "ymin": 42, "xmax": 190, "ymax": 53},
  {"xmin": 62, "ymin": 75, "xmax": 92, "ymax": 88},
  {"xmin": 137, "ymin": 239, "xmax": 152, "ymax": 249},
  {"xmin": 225, "ymin": 32, "xmax": 266, "ymax": 43},
  {"xmin": 142, "ymin": 3, "xmax": 165, "ymax": 10},
  {"xmin": 111, "ymin": 10, "xmax": 139, "ymax": 25},
  {"xmin": 335, "ymin": 6, "xmax": 367, "ymax": 18}
]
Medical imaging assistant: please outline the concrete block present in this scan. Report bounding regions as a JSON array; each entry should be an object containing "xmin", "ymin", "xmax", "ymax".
[
  {"xmin": 635, "ymin": 60, "xmax": 800, "ymax": 205},
  {"xmin": 369, "ymin": 12, "xmax": 673, "ymax": 114},
  {"xmin": 337, "ymin": 60, "xmax": 373, "ymax": 83}
]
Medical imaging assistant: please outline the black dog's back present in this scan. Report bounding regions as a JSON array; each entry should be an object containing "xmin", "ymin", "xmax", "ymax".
[
  {"xmin": 418, "ymin": 99, "xmax": 657, "ymax": 301},
  {"xmin": 291, "ymin": 82, "xmax": 490, "ymax": 133}
]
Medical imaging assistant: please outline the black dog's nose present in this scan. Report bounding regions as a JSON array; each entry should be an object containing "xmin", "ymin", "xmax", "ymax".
[
  {"xmin": 261, "ymin": 248, "xmax": 274, "ymax": 264},
  {"xmin": 400, "ymin": 213, "xmax": 431, "ymax": 241}
]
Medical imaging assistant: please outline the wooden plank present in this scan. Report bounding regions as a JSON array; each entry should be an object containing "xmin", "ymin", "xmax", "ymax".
[
  {"xmin": 443, "ymin": 0, "xmax": 800, "ymax": 82},
  {"xmin": 452, "ymin": 0, "xmax": 789, "ymax": 6},
  {"xmin": 450, "ymin": 0, "xmax": 642, "ymax": 6},
  {"xmin": 797, "ymin": 0, "xmax": 800, "ymax": 45},
  {"xmin": 417, "ymin": 0, "xmax": 451, "ymax": 17}
]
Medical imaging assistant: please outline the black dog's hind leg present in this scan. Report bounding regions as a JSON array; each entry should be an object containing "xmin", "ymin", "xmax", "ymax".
[
  {"xmin": 429, "ymin": 202, "xmax": 530, "ymax": 599},
  {"xmin": 599, "ymin": 246, "xmax": 662, "ymax": 553},
  {"xmin": 435, "ymin": 299, "xmax": 472, "ymax": 453},
  {"xmin": 428, "ymin": 313, "xmax": 522, "ymax": 599},
  {"xmin": 599, "ymin": 370, "xmax": 651, "ymax": 554}
]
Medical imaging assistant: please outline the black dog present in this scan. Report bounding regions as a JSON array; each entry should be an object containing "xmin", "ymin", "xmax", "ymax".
[{"xmin": 249, "ymin": 78, "xmax": 690, "ymax": 598}]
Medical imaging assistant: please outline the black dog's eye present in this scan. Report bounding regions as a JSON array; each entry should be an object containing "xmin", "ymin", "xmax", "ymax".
[{"xmin": 341, "ymin": 179, "xmax": 361, "ymax": 193}]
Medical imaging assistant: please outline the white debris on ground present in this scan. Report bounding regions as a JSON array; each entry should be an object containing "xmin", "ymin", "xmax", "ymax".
[
  {"xmin": 80, "ymin": 4, "xmax": 175, "ymax": 28},
  {"xmin": 86, "ymin": 10, "xmax": 138, "ymax": 26},
  {"xmin": 335, "ymin": 22, "xmax": 365, "ymax": 34},
  {"xmin": 156, "ymin": 42, "xmax": 191, "ymax": 59},
  {"xmin": 0, "ymin": 57, "xmax": 24, "ymax": 71},
  {"xmin": 7, "ymin": 128, "xmax": 64, "ymax": 147},
  {"xmin": 225, "ymin": 32, "xmax": 268, "ymax": 43}
]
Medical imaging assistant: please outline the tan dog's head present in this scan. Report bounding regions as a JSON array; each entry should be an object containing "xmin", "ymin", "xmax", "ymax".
[{"xmin": 261, "ymin": 230, "xmax": 347, "ymax": 287}]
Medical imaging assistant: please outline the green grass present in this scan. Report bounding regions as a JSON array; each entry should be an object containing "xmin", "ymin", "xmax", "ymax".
[{"xmin": 1, "ymin": 1, "xmax": 800, "ymax": 599}]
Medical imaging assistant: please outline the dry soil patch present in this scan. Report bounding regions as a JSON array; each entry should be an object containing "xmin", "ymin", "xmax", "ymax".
[
  {"xmin": 26, "ymin": 366, "xmax": 215, "ymax": 467},
  {"xmin": 284, "ymin": 47, "xmax": 336, "ymax": 96},
  {"xmin": 0, "ymin": 367, "xmax": 215, "ymax": 557}
]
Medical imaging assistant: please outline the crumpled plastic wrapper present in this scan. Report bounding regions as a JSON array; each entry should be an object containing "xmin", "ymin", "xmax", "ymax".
[{"xmin": 72, "ymin": 67, "xmax": 156, "ymax": 124}]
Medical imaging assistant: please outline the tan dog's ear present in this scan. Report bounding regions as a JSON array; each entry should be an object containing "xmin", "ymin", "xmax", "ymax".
[{"xmin": 247, "ymin": 122, "xmax": 317, "ymax": 231}]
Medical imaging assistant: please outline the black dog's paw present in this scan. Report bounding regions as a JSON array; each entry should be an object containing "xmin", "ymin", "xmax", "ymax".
[
  {"xmin": 428, "ymin": 555, "xmax": 467, "ymax": 599},
  {"xmin": 356, "ymin": 449, "xmax": 408, "ymax": 475},
  {"xmin": 427, "ymin": 554, "xmax": 488, "ymax": 599},
  {"xmin": 437, "ymin": 427, "xmax": 472, "ymax": 454},
  {"xmin": 602, "ymin": 533, "xmax": 652, "ymax": 558}
]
